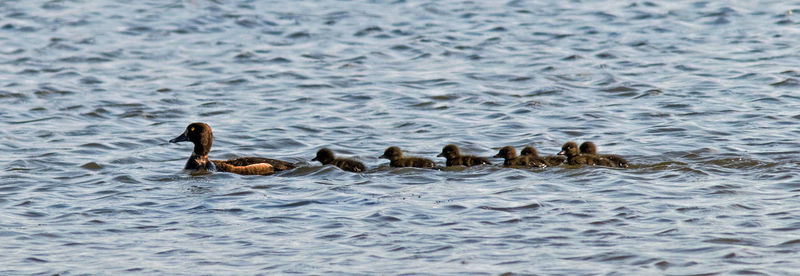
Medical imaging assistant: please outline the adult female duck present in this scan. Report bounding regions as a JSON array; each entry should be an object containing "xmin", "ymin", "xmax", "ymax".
[{"xmin": 169, "ymin": 122, "xmax": 295, "ymax": 175}]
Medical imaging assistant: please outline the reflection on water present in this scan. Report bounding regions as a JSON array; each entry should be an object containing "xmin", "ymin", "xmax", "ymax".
[{"xmin": 2, "ymin": 0, "xmax": 800, "ymax": 274}]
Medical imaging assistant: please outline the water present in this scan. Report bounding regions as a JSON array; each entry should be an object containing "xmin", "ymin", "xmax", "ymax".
[{"xmin": 2, "ymin": 0, "xmax": 800, "ymax": 274}]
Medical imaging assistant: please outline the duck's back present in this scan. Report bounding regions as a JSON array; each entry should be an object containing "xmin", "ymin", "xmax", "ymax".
[
  {"xmin": 524, "ymin": 156, "xmax": 549, "ymax": 168},
  {"xmin": 503, "ymin": 156, "xmax": 543, "ymax": 167},
  {"xmin": 600, "ymin": 154, "xmax": 628, "ymax": 168},
  {"xmin": 391, "ymin": 157, "xmax": 435, "ymax": 168},
  {"xmin": 543, "ymin": 155, "xmax": 566, "ymax": 166},
  {"xmin": 502, "ymin": 157, "xmax": 523, "ymax": 167},
  {"xmin": 221, "ymin": 157, "xmax": 296, "ymax": 171},
  {"xmin": 567, "ymin": 154, "xmax": 618, "ymax": 167},
  {"xmin": 212, "ymin": 160, "xmax": 275, "ymax": 175},
  {"xmin": 449, "ymin": 155, "xmax": 491, "ymax": 166},
  {"xmin": 332, "ymin": 158, "xmax": 366, "ymax": 172}
]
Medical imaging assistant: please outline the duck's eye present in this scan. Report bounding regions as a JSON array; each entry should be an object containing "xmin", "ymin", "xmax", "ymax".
[{"xmin": 190, "ymin": 127, "xmax": 195, "ymax": 132}]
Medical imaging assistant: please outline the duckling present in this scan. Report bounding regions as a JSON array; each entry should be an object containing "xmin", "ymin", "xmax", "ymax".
[
  {"xmin": 169, "ymin": 122, "xmax": 295, "ymax": 175},
  {"xmin": 521, "ymin": 146, "xmax": 565, "ymax": 167},
  {"xmin": 379, "ymin": 146, "xmax": 436, "ymax": 168},
  {"xmin": 494, "ymin": 146, "xmax": 546, "ymax": 168},
  {"xmin": 579, "ymin": 141, "xmax": 629, "ymax": 168},
  {"xmin": 557, "ymin": 141, "xmax": 618, "ymax": 167},
  {"xmin": 312, "ymin": 148, "xmax": 366, "ymax": 172},
  {"xmin": 437, "ymin": 144, "xmax": 491, "ymax": 167}
]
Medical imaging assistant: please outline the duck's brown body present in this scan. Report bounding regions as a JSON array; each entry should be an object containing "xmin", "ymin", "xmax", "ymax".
[
  {"xmin": 558, "ymin": 142, "xmax": 619, "ymax": 167},
  {"xmin": 312, "ymin": 148, "xmax": 366, "ymax": 172},
  {"xmin": 379, "ymin": 146, "xmax": 436, "ymax": 168},
  {"xmin": 170, "ymin": 122, "xmax": 295, "ymax": 175},
  {"xmin": 521, "ymin": 146, "xmax": 565, "ymax": 167},
  {"xmin": 217, "ymin": 157, "xmax": 296, "ymax": 171},
  {"xmin": 212, "ymin": 160, "xmax": 276, "ymax": 175},
  {"xmin": 579, "ymin": 141, "xmax": 629, "ymax": 168},
  {"xmin": 494, "ymin": 146, "xmax": 546, "ymax": 168},
  {"xmin": 438, "ymin": 144, "xmax": 491, "ymax": 167}
]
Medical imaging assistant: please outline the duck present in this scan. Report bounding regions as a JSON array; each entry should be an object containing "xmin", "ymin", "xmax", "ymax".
[
  {"xmin": 494, "ymin": 146, "xmax": 546, "ymax": 168},
  {"xmin": 521, "ymin": 145, "xmax": 565, "ymax": 166},
  {"xmin": 312, "ymin": 148, "xmax": 366, "ymax": 172},
  {"xmin": 579, "ymin": 141, "xmax": 629, "ymax": 168},
  {"xmin": 169, "ymin": 122, "xmax": 295, "ymax": 175},
  {"xmin": 379, "ymin": 146, "xmax": 436, "ymax": 168},
  {"xmin": 437, "ymin": 144, "xmax": 491, "ymax": 167},
  {"xmin": 557, "ymin": 141, "xmax": 618, "ymax": 167}
]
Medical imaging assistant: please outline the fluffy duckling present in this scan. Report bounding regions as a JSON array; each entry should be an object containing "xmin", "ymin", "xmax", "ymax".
[
  {"xmin": 379, "ymin": 146, "xmax": 436, "ymax": 168},
  {"xmin": 437, "ymin": 144, "xmax": 491, "ymax": 167},
  {"xmin": 494, "ymin": 146, "xmax": 546, "ymax": 168},
  {"xmin": 580, "ymin": 141, "xmax": 629, "ymax": 168},
  {"xmin": 312, "ymin": 148, "xmax": 366, "ymax": 172},
  {"xmin": 169, "ymin": 122, "xmax": 295, "ymax": 175},
  {"xmin": 557, "ymin": 142, "xmax": 618, "ymax": 167},
  {"xmin": 521, "ymin": 146, "xmax": 565, "ymax": 167}
]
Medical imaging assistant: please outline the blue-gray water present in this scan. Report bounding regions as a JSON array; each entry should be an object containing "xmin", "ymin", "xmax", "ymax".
[{"xmin": 2, "ymin": 0, "xmax": 800, "ymax": 274}]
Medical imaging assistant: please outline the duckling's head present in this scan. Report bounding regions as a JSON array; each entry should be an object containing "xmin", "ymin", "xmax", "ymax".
[
  {"xmin": 379, "ymin": 146, "xmax": 403, "ymax": 161},
  {"xmin": 493, "ymin": 146, "xmax": 517, "ymax": 159},
  {"xmin": 312, "ymin": 148, "xmax": 336, "ymax": 164},
  {"xmin": 580, "ymin": 141, "xmax": 597, "ymax": 155},
  {"xmin": 558, "ymin": 142, "xmax": 580, "ymax": 157},
  {"xmin": 437, "ymin": 144, "xmax": 460, "ymax": 159},
  {"xmin": 520, "ymin": 146, "xmax": 538, "ymax": 157},
  {"xmin": 170, "ymin": 122, "xmax": 213, "ymax": 156}
]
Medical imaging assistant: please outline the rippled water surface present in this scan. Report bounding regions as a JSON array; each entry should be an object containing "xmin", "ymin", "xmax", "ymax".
[{"xmin": 3, "ymin": 0, "xmax": 800, "ymax": 274}]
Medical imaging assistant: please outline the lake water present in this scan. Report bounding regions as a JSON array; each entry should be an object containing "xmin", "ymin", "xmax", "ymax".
[{"xmin": 2, "ymin": 0, "xmax": 800, "ymax": 274}]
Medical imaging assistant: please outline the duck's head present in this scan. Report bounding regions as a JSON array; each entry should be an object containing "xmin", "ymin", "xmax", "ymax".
[
  {"xmin": 580, "ymin": 141, "xmax": 597, "ymax": 155},
  {"xmin": 437, "ymin": 144, "xmax": 460, "ymax": 159},
  {"xmin": 170, "ymin": 122, "xmax": 213, "ymax": 156},
  {"xmin": 520, "ymin": 146, "xmax": 538, "ymax": 157},
  {"xmin": 379, "ymin": 146, "xmax": 403, "ymax": 161},
  {"xmin": 312, "ymin": 148, "xmax": 335, "ymax": 164},
  {"xmin": 558, "ymin": 142, "xmax": 580, "ymax": 157},
  {"xmin": 493, "ymin": 146, "xmax": 517, "ymax": 159}
]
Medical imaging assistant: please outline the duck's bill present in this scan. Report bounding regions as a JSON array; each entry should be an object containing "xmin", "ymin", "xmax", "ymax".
[
  {"xmin": 436, "ymin": 153, "xmax": 444, "ymax": 157},
  {"xmin": 169, "ymin": 133, "xmax": 188, "ymax": 143}
]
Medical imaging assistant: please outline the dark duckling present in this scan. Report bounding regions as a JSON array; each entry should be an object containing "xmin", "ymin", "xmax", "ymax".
[
  {"xmin": 379, "ymin": 146, "xmax": 436, "ymax": 168},
  {"xmin": 312, "ymin": 148, "xmax": 366, "ymax": 172},
  {"xmin": 521, "ymin": 146, "xmax": 566, "ymax": 167},
  {"xmin": 580, "ymin": 141, "xmax": 629, "ymax": 168},
  {"xmin": 494, "ymin": 146, "xmax": 546, "ymax": 168},
  {"xmin": 437, "ymin": 144, "xmax": 491, "ymax": 167},
  {"xmin": 169, "ymin": 122, "xmax": 295, "ymax": 175},
  {"xmin": 557, "ymin": 141, "xmax": 618, "ymax": 167}
]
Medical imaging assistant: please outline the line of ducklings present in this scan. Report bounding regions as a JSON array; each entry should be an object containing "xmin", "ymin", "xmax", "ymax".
[{"xmin": 170, "ymin": 122, "xmax": 628, "ymax": 175}]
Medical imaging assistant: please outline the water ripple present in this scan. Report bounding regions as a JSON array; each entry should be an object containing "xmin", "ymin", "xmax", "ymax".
[{"xmin": 2, "ymin": 0, "xmax": 800, "ymax": 275}]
